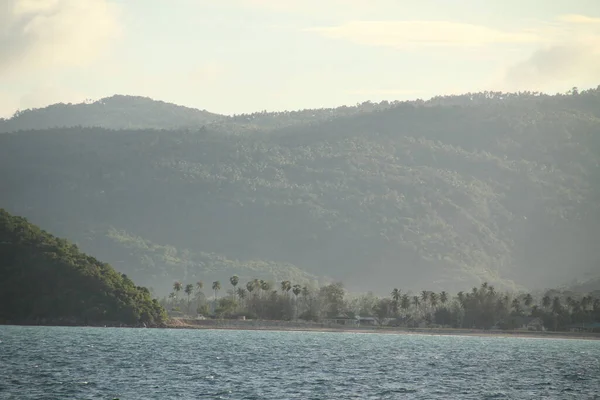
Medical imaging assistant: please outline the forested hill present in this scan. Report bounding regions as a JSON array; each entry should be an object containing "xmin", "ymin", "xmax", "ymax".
[
  {"xmin": 0, "ymin": 95, "xmax": 222, "ymax": 132},
  {"xmin": 0, "ymin": 209, "xmax": 167, "ymax": 326},
  {"xmin": 0, "ymin": 88, "xmax": 599, "ymax": 295}
]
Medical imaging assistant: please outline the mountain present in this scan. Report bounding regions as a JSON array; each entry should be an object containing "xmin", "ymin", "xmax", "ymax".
[
  {"xmin": 0, "ymin": 95, "xmax": 223, "ymax": 132},
  {"xmin": 0, "ymin": 209, "xmax": 167, "ymax": 326},
  {"xmin": 0, "ymin": 89, "xmax": 599, "ymax": 295}
]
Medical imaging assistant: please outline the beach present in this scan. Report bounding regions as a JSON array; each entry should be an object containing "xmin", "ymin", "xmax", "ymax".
[{"xmin": 167, "ymin": 318, "xmax": 600, "ymax": 340}]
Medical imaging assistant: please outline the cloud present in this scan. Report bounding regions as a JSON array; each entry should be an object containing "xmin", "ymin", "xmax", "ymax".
[
  {"xmin": 306, "ymin": 21, "xmax": 540, "ymax": 48},
  {"xmin": 500, "ymin": 14, "xmax": 600, "ymax": 91},
  {"xmin": 503, "ymin": 43, "xmax": 600, "ymax": 91},
  {"xmin": 557, "ymin": 14, "xmax": 600, "ymax": 24},
  {"xmin": 0, "ymin": 0, "xmax": 120, "ymax": 76}
]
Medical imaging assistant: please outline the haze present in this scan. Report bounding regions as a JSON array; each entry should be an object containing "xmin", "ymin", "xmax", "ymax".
[{"xmin": 1, "ymin": 0, "xmax": 600, "ymax": 118}]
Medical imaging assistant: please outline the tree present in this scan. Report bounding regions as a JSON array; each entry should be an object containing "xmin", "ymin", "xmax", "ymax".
[
  {"xmin": 184, "ymin": 284, "xmax": 194, "ymax": 314},
  {"xmin": 230, "ymin": 275, "xmax": 239, "ymax": 292},
  {"xmin": 511, "ymin": 298, "xmax": 521, "ymax": 314},
  {"xmin": 429, "ymin": 292, "xmax": 438, "ymax": 309},
  {"xmin": 320, "ymin": 283, "xmax": 345, "ymax": 318},
  {"xmin": 412, "ymin": 296, "xmax": 420, "ymax": 309},
  {"xmin": 457, "ymin": 291, "xmax": 465, "ymax": 307},
  {"xmin": 542, "ymin": 295, "xmax": 551, "ymax": 309},
  {"xmin": 391, "ymin": 288, "xmax": 401, "ymax": 316},
  {"xmin": 260, "ymin": 280, "xmax": 271, "ymax": 292},
  {"xmin": 230, "ymin": 275, "xmax": 239, "ymax": 303},
  {"xmin": 400, "ymin": 294, "xmax": 411, "ymax": 312},
  {"xmin": 373, "ymin": 298, "xmax": 392, "ymax": 326},
  {"xmin": 523, "ymin": 293, "xmax": 533, "ymax": 307},
  {"xmin": 281, "ymin": 280, "xmax": 292, "ymax": 296},
  {"xmin": 246, "ymin": 281, "xmax": 255, "ymax": 293},
  {"xmin": 292, "ymin": 284, "xmax": 301, "ymax": 319},
  {"xmin": 236, "ymin": 287, "xmax": 247, "ymax": 305},
  {"xmin": 173, "ymin": 282, "xmax": 182, "ymax": 298},
  {"xmin": 552, "ymin": 297, "xmax": 562, "ymax": 314},
  {"xmin": 440, "ymin": 291, "xmax": 448, "ymax": 305},
  {"xmin": 212, "ymin": 281, "xmax": 221, "ymax": 303}
]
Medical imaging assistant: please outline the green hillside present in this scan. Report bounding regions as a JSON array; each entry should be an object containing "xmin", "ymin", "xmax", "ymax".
[
  {"xmin": 0, "ymin": 95, "xmax": 222, "ymax": 132},
  {"xmin": 0, "ymin": 209, "xmax": 167, "ymax": 326},
  {"xmin": 0, "ymin": 89, "xmax": 599, "ymax": 294}
]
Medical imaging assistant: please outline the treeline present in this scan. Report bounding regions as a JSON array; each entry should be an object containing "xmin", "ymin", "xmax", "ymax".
[
  {"xmin": 0, "ymin": 209, "xmax": 167, "ymax": 326},
  {"xmin": 163, "ymin": 277, "xmax": 600, "ymax": 332}
]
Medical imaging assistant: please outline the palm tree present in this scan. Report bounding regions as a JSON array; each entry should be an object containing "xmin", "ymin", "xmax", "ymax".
[
  {"xmin": 400, "ymin": 294, "xmax": 410, "ymax": 313},
  {"xmin": 236, "ymin": 287, "xmax": 247, "ymax": 307},
  {"xmin": 581, "ymin": 296, "xmax": 591, "ymax": 311},
  {"xmin": 530, "ymin": 305, "xmax": 539, "ymax": 317},
  {"xmin": 551, "ymin": 297, "xmax": 562, "ymax": 314},
  {"xmin": 457, "ymin": 291, "xmax": 465, "ymax": 306},
  {"xmin": 523, "ymin": 293, "xmax": 533, "ymax": 307},
  {"xmin": 511, "ymin": 298, "xmax": 521, "ymax": 314},
  {"xmin": 566, "ymin": 296, "xmax": 574, "ymax": 310},
  {"xmin": 173, "ymin": 281, "xmax": 183, "ymax": 298},
  {"xmin": 391, "ymin": 288, "xmax": 401, "ymax": 316},
  {"xmin": 487, "ymin": 286, "xmax": 496, "ymax": 296},
  {"xmin": 292, "ymin": 284, "xmax": 301, "ymax": 318},
  {"xmin": 260, "ymin": 280, "xmax": 271, "ymax": 292},
  {"xmin": 230, "ymin": 275, "xmax": 239, "ymax": 290},
  {"xmin": 281, "ymin": 280, "xmax": 292, "ymax": 296},
  {"xmin": 551, "ymin": 297, "xmax": 562, "ymax": 331},
  {"xmin": 439, "ymin": 291, "xmax": 448, "ymax": 305},
  {"xmin": 412, "ymin": 296, "xmax": 420, "ymax": 309},
  {"xmin": 301, "ymin": 286, "xmax": 310, "ymax": 298},
  {"xmin": 212, "ymin": 281, "xmax": 221, "ymax": 303},
  {"xmin": 429, "ymin": 292, "xmax": 438, "ymax": 309},
  {"xmin": 230, "ymin": 275, "xmax": 239, "ymax": 301},
  {"xmin": 254, "ymin": 279, "xmax": 262, "ymax": 296},
  {"xmin": 184, "ymin": 284, "xmax": 194, "ymax": 314},
  {"xmin": 542, "ymin": 295, "xmax": 551, "ymax": 309},
  {"xmin": 246, "ymin": 281, "xmax": 255, "ymax": 294}
]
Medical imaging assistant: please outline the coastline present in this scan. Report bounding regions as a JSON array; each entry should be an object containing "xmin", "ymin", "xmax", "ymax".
[
  {"xmin": 165, "ymin": 318, "xmax": 600, "ymax": 340},
  {"xmin": 3, "ymin": 319, "xmax": 598, "ymax": 340}
]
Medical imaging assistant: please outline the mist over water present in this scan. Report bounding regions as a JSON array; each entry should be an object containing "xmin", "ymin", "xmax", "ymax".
[{"xmin": 1, "ymin": 326, "xmax": 598, "ymax": 399}]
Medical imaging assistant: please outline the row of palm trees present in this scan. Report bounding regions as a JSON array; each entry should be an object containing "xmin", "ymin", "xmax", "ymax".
[
  {"xmin": 165, "ymin": 278, "xmax": 599, "ymax": 331},
  {"xmin": 387, "ymin": 283, "xmax": 600, "ymax": 330},
  {"xmin": 168, "ymin": 276, "xmax": 312, "ymax": 317}
]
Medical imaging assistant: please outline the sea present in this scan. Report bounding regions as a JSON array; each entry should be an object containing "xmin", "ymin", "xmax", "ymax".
[{"xmin": 0, "ymin": 326, "xmax": 599, "ymax": 399}]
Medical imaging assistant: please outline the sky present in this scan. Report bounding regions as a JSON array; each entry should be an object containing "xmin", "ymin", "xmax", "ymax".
[{"xmin": 1, "ymin": 0, "xmax": 599, "ymax": 118}]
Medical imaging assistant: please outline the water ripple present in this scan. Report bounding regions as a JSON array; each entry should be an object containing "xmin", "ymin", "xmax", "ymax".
[{"xmin": 1, "ymin": 326, "xmax": 599, "ymax": 399}]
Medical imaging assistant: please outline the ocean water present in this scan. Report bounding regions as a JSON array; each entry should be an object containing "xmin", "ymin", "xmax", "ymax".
[{"xmin": 0, "ymin": 326, "xmax": 599, "ymax": 399}]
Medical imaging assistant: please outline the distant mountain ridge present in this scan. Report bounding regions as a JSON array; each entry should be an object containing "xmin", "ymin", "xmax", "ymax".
[
  {"xmin": 0, "ymin": 88, "xmax": 599, "ymax": 295},
  {"xmin": 0, "ymin": 95, "xmax": 223, "ymax": 132}
]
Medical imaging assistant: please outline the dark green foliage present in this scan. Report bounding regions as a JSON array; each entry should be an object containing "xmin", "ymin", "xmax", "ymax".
[
  {"xmin": 0, "ymin": 209, "xmax": 167, "ymax": 326},
  {"xmin": 1, "ymin": 89, "xmax": 599, "ymax": 293}
]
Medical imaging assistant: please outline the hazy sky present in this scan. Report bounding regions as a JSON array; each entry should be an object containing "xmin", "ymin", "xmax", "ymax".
[{"xmin": 1, "ymin": 0, "xmax": 599, "ymax": 117}]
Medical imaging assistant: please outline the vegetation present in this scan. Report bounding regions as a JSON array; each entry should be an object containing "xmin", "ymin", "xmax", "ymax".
[
  {"xmin": 0, "ymin": 95, "xmax": 222, "ymax": 132},
  {"xmin": 1, "ymin": 89, "xmax": 599, "ymax": 293},
  {"xmin": 0, "ymin": 209, "xmax": 167, "ymax": 326},
  {"xmin": 164, "ymin": 275, "xmax": 600, "ymax": 332}
]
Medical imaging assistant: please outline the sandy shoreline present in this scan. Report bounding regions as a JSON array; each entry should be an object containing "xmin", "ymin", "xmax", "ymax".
[
  {"xmin": 166, "ymin": 319, "xmax": 600, "ymax": 340},
  {"xmin": 3, "ymin": 320, "xmax": 598, "ymax": 340}
]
